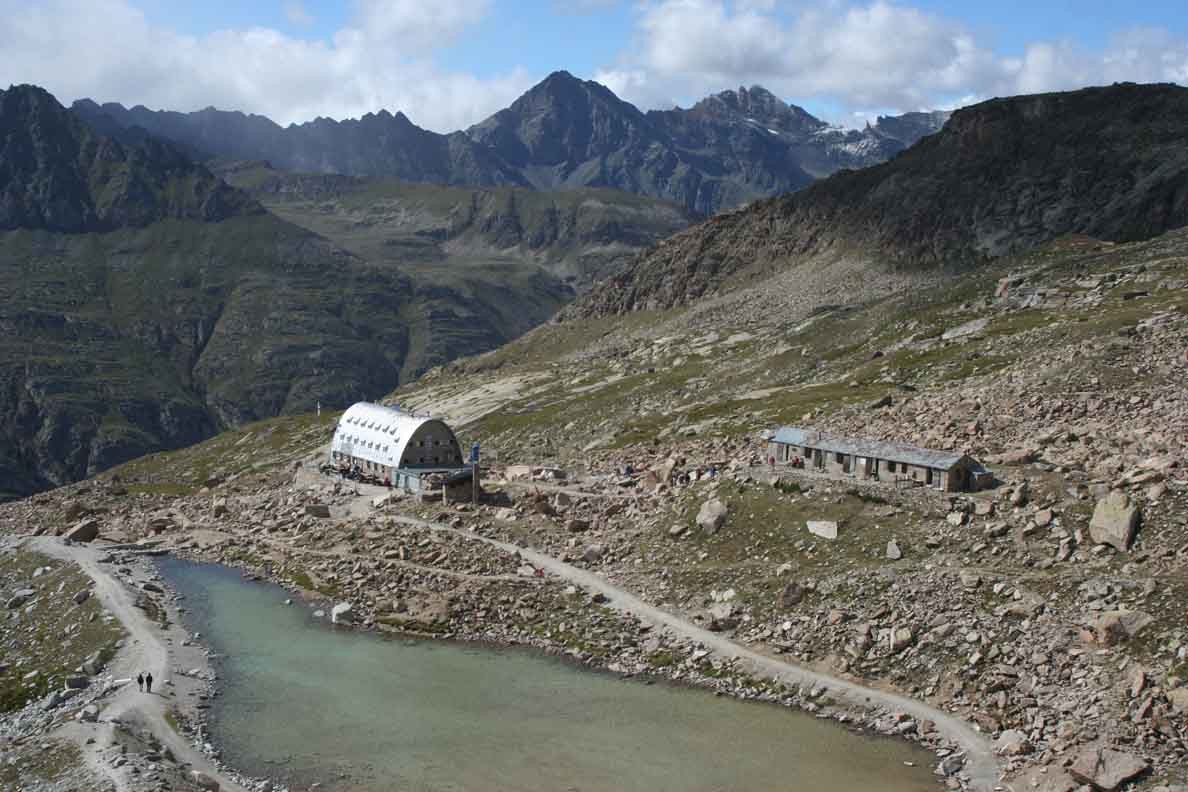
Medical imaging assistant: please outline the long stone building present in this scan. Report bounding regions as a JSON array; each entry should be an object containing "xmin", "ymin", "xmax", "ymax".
[
  {"xmin": 768, "ymin": 427, "xmax": 992, "ymax": 492},
  {"xmin": 330, "ymin": 402, "xmax": 465, "ymax": 493}
]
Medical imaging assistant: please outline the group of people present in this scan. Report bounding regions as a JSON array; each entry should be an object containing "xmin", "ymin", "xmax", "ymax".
[
  {"xmin": 324, "ymin": 461, "xmax": 393, "ymax": 488},
  {"xmin": 768, "ymin": 455, "xmax": 806, "ymax": 469},
  {"xmin": 136, "ymin": 671, "xmax": 154, "ymax": 693}
]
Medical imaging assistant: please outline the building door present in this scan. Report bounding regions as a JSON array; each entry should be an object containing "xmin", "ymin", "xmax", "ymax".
[{"xmin": 926, "ymin": 468, "xmax": 934, "ymax": 487}]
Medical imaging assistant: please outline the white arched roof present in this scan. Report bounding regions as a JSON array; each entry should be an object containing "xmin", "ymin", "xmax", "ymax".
[{"xmin": 330, "ymin": 402, "xmax": 460, "ymax": 470}]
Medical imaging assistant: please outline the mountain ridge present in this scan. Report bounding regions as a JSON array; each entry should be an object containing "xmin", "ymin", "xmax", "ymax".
[
  {"xmin": 71, "ymin": 71, "xmax": 948, "ymax": 215},
  {"xmin": 567, "ymin": 82, "xmax": 1188, "ymax": 318}
]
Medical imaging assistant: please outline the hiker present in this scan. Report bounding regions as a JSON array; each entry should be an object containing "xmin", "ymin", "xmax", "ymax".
[
  {"xmin": 145, "ymin": 672, "xmax": 153, "ymax": 694},
  {"xmin": 136, "ymin": 673, "xmax": 143, "ymax": 692}
]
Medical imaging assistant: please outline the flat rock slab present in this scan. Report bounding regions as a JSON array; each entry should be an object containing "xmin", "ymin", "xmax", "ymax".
[
  {"xmin": 1069, "ymin": 747, "xmax": 1149, "ymax": 790},
  {"xmin": 807, "ymin": 520, "xmax": 838, "ymax": 540}
]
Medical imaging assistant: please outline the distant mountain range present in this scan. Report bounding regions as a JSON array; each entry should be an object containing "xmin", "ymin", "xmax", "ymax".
[
  {"xmin": 568, "ymin": 82, "xmax": 1188, "ymax": 318},
  {"xmin": 71, "ymin": 72, "xmax": 949, "ymax": 215}
]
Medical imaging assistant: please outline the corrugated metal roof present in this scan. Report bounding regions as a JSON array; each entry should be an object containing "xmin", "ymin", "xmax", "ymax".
[
  {"xmin": 331, "ymin": 402, "xmax": 460, "ymax": 469},
  {"xmin": 771, "ymin": 426, "xmax": 967, "ymax": 470}
]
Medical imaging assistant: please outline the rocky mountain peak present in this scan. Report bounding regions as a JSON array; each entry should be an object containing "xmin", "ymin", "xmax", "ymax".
[{"xmin": 1, "ymin": 84, "xmax": 258, "ymax": 232}]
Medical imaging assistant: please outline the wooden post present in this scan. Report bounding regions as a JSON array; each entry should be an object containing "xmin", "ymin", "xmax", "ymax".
[{"xmin": 472, "ymin": 463, "xmax": 479, "ymax": 504}]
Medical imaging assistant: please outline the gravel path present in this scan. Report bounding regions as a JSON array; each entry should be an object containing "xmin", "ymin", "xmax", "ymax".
[
  {"xmin": 387, "ymin": 514, "xmax": 1006, "ymax": 792},
  {"xmin": 31, "ymin": 537, "xmax": 251, "ymax": 792}
]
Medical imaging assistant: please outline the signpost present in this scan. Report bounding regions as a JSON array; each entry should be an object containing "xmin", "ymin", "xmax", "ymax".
[{"xmin": 471, "ymin": 443, "xmax": 480, "ymax": 504}]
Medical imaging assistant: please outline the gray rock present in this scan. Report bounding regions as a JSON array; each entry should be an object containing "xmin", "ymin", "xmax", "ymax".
[
  {"xmin": 696, "ymin": 498, "xmax": 728, "ymax": 534},
  {"xmin": 885, "ymin": 539, "xmax": 902, "ymax": 560},
  {"xmin": 78, "ymin": 705, "xmax": 99, "ymax": 722},
  {"xmin": 330, "ymin": 602, "xmax": 354, "ymax": 624},
  {"xmin": 305, "ymin": 503, "xmax": 332, "ymax": 519},
  {"xmin": 73, "ymin": 589, "xmax": 91, "ymax": 605},
  {"xmin": 190, "ymin": 770, "xmax": 220, "ymax": 791},
  {"xmin": 581, "ymin": 544, "xmax": 605, "ymax": 563},
  {"xmin": 780, "ymin": 582, "xmax": 805, "ymax": 607},
  {"xmin": 935, "ymin": 754, "xmax": 963, "ymax": 776},
  {"xmin": 807, "ymin": 520, "xmax": 838, "ymax": 540},
  {"xmin": 64, "ymin": 518, "xmax": 101, "ymax": 543},
  {"xmin": 1093, "ymin": 610, "xmax": 1154, "ymax": 646},
  {"xmin": 707, "ymin": 603, "xmax": 738, "ymax": 632},
  {"xmin": 64, "ymin": 676, "xmax": 89, "ymax": 690},
  {"xmin": 1068, "ymin": 747, "xmax": 1149, "ymax": 791},
  {"xmin": 994, "ymin": 729, "xmax": 1031, "ymax": 755},
  {"xmin": 5, "ymin": 589, "xmax": 35, "ymax": 609},
  {"xmin": 889, "ymin": 627, "xmax": 914, "ymax": 653},
  {"xmin": 1089, "ymin": 491, "xmax": 1140, "ymax": 551}
]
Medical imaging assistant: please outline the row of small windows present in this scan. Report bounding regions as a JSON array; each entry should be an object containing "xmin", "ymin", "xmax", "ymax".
[
  {"xmin": 343, "ymin": 415, "xmax": 401, "ymax": 436},
  {"xmin": 341, "ymin": 435, "xmax": 391, "ymax": 454}
]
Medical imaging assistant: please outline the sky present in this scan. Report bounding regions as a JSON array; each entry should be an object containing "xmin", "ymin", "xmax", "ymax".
[{"xmin": 2, "ymin": 0, "xmax": 1186, "ymax": 132}]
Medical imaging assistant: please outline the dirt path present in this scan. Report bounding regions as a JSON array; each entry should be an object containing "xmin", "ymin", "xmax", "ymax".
[
  {"xmin": 31, "ymin": 537, "xmax": 251, "ymax": 792},
  {"xmin": 383, "ymin": 514, "xmax": 1005, "ymax": 792}
]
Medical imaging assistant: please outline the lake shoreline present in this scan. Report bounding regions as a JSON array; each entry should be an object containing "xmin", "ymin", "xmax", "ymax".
[
  {"xmin": 156, "ymin": 540, "xmax": 981, "ymax": 792},
  {"xmin": 155, "ymin": 553, "xmax": 949, "ymax": 792}
]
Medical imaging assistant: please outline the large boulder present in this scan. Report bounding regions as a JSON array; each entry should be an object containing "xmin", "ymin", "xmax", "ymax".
[
  {"xmin": 995, "ymin": 729, "xmax": 1032, "ymax": 756},
  {"xmin": 190, "ymin": 771, "xmax": 220, "ymax": 791},
  {"xmin": 807, "ymin": 520, "xmax": 838, "ymax": 540},
  {"xmin": 1089, "ymin": 491, "xmax": 1140, "ymax": 551},
  {"xmin": 64, "ymin": 518, "xmax": 100, "ymax": 543},
  {"xmin": 780, "ymin": 582, "xmax": 805, "ymax": 607},
  {"xmin": 1068, "ymin": 747, "xmax": 1149, "ymax": 790},
  {"xmin": 707, "ymin": 603, "xmax": 738, "ymax": 632},
  {"xmin": 5, "ymin": 589, "xmax": 36, "ymax": 609},
  {"xmin": 330, "ymin": 602, "xmax": 355, "ymax": 624},
  {"xmin": 889, "ymin": 626, "xmax": 914, "ymax": 653},
  {"xmin": 696, "ymin": 498, "xmax": 728, "ymax": 534},
  {"xmin": 1093, "ymin": 610, "xmax": 1154, "ymax": 646},
  {"xmin": 305, "ymin": 503, "xmax": 332, "ymax": 519}
]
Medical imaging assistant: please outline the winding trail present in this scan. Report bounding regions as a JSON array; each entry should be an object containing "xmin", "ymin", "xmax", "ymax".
[
  {"xmin": 384, "ymin": 514, "xmax": 1005, "ymax": 792},
  {"xmin": 29, "ymin": 537, "xmax": 250, "ymax": 792}
]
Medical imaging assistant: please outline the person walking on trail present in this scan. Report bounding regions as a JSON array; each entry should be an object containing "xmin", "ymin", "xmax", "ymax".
[
  {"xmin": 136, "ymin": 673, "xmax": 144, "ymax": 692},
  {"xmin": 145, "ymin": 672, "xmax": 153, "ymax": 693}
]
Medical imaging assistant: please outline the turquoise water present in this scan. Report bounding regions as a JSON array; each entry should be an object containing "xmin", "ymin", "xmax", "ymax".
[{"xmin": 159, "ymin": 559, "xmax": 940, "ymax": 792}]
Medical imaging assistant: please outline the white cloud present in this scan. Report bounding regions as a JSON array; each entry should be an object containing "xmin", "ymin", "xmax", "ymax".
[
  {"xmin": 0, "ymin": 0, "xmax": 532, "ymax": 131},
  {"xmin": 598, "ymin": 0, "xmax": 1188, "ymax": 117},
  {"xmin": 284, "ymin": 1, "xmax": 313, "ymax": 27}
]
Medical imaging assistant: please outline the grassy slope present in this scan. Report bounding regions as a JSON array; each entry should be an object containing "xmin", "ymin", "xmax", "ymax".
[{"xmin": 103, "ymin": 229, "xmax": 1188, "ymax": 493}]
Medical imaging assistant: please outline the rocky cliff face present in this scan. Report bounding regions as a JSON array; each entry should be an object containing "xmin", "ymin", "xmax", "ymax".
[
  {"xmin": 2, "ymin": 86, "xmax": 257, "ymax": 232},
  {"xmin": 73, "ymin": 73, "xmax": 946, "ymax": 215},
  {"xmin": 569, "ymin": 83, "xmax": 1188, "ymax": 317}
]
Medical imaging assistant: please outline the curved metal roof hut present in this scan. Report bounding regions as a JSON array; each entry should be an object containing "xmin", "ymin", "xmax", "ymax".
[{"xmin": 330, "ymin": 402, "xmax": 463, "ymax": 474}]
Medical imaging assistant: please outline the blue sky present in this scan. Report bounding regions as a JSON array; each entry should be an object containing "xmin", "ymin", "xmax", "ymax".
[{"xmin": 3, "ymin": 1, "xmax": 1186, "ymax": 130}]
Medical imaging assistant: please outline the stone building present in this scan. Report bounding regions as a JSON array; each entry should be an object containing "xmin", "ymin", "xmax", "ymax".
[
  {"xmin": 330, "ymin": 402, "xmax": 465, "ymax": 493},
  {"xmin": 768, "ymin": 427, "xmax": 992, "ymax": 492}
]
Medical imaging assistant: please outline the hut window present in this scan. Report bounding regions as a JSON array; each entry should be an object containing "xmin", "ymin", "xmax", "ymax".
[{"xmin": 887, "ymin": 461, "xmax": 897, "ymax": 473}]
